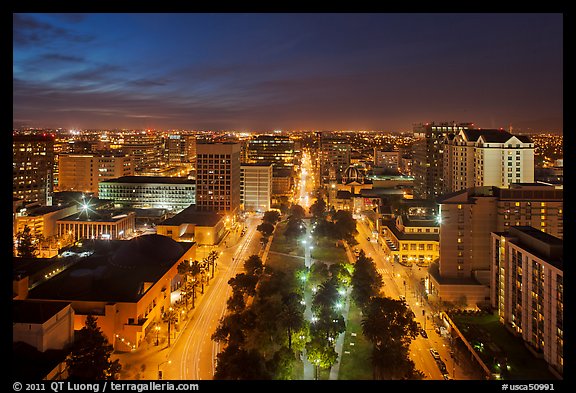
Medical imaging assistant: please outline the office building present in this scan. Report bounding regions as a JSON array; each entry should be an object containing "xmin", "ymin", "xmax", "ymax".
[
  {"xmin": 382, "ymin": 215, "xmax": 439, "ymax": 267},
  {"xmin": 247, "ymin": 134, "xmax": 294, "ymax": 170},
  {"xmin": 156, "ymin": 205, "xmax": 226, "ymax": 245},
  {"xmin": 98, "ymin": 176, "xmax": 195, "ymax": 211},
  {"xmin": 58, "ymin": 153, "xmax": 133, "ymax": 196},
  {"xmin": 195, "ymin": 142, "xmax": 241, "ymax": 215},
  {"xmin": 412, "ymin": 122, "xmax": 473, "ymax": 200},
  {"xmin": 490, "ymin": 227, "xmax": 562, "ymax": 377},
  {"xmin": 319, "ymin": 134, "xmax": 351, "ymax": 183},
  {"xmin": 374, "ymin": 148, "xmax": 400, "ymax": 173},
  {"xmin": 241, "ymin": 164, "xmax": 272, "ymax": 212},
  {"xmin": 165, "ymin": 134, "xmax": 196, "ymax": 166},
  {"xmin": 118, "ymin": 132, "xmax": 164, "ymax": 173},
  {"xmin": 13, "ymin": 134, "xmax": 55, "ymax": 205},
  {"xmin": 57, "ymin": 209, "xmax": 136, "ymax": 241}
]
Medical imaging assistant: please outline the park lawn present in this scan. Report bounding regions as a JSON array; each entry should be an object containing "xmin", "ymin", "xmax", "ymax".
[
  {"xmin": 269, "ymin": 222, "xmax": 304, "ymax": 257},
  {"xmin": 265, "ymin": 252, "xmax": 305, "ymax": 275},
  {"xmin": 311, "ymin": 237, "xmax": 348, "ymax": 265},
  {"xmin": 452, "ymin": 314, "xmax": 558, "ymax": 380},
  {"xmin": 338, "ymin": 301, "xmax": 373, "ymax": 380}
]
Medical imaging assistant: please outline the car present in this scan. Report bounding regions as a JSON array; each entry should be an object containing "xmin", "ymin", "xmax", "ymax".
[
  {"xmin": 420, "ymin": 329, "xmax": 428, "ymax": 338},
  {"xmin": 443, "ymin": 373, "xmax": 452, "ymax": 380},
  {"xmin": 430, "ymin": 348, "xmax": 440, "ymax": 360},
  {"xmin": 437, "ymin": 360, "xmax": 448, "ymax": 373},
  {"xmin": 366, "ymin": 237, "xmax": 371, "ymax": 241},
  {"xmin": 399, "ymin": 295, "xmax": 406, "ymax": 302}
]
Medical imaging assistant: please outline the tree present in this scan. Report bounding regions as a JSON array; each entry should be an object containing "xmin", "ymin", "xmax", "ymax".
[
  {"xmin": 244, "ymin": 254, "xmax": 264, "ymax": 277},
  {"xmin": 257, "ymin": 222, "xmax": 275, "ymax": 238},
  {"xmin": 306, "ymin": 336, "xmax": 338, "ymax": 379},
  {"xmin": 361, "ymin": 296, "xmax": 420, "ymax": 380},
  {"xmin": 162, "ymin": 307, "xmax": 178, "ymax": 346},
  {"xmin": 15, "ymin": 225, "xmax": 41, "ymax": 257},
  {"xmin": 266, "ymin": 346, "xmax": 296, "ymax": 380},
  {"xmin": 332, "ymin": 210, "xmax": 357, "ymax": 240},
  {"xmin": 309, "ymin": 197, "xmax": 327, "ymax": 219},
  {"xmin": 262, "ymin": 210, "xmax": 281, "ymax": 225},
  {"xmin": 205, "ymin": 250, "xmax": 220, "ymax": 279},
  {"xmin": 278, "ymin": 293, "xmax": 305, "ymax": 350},
  {"xmin": 289, "ymin": 204, "xmax": 306, "ymax": 220},
  {"xmin": 351, "ymin": 250, "xmax": 382, "ymax": 309},
  {"xmin": 214, "ymin": 344, "xmax": 271, "ymax": 380},
  {"xmin": 284, "ymin": 217, "xmax": 306, "ymax": 239},
  {"xmin": 309, "ymin": 261, "xmax": 330, "ymax": 288},
  {"xmin": 228, "ymin": 273, "xmax": 259, "ymax": 298},
  {"xmin": 66, "ymin": 314, "xmax": 121, "ymax": 380}
]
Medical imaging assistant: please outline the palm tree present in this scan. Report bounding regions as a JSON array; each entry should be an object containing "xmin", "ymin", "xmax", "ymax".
[
  {"xmin": 205, "ymin": 250, "xmax": 220, "ymax": 279},
  {"xmin": 189, "ymin": 260, "xmax": 203, "ymax": 308},
  {"xmin": 177, "ymin": 260, "xmax": 192, "ymax": 308},
  {"xmin": 279, "ymin": 293, "xmax": 305, "ymax": 350}
]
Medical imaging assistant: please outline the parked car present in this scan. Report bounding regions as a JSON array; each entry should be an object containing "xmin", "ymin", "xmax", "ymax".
[
  {"xmin": 420, "ymin": 329, "xmax": 428, "ymax": 338},
  {"xmin": 399, "ymin": 295, "xmax": 406, "ymax": 302},
  {"xmin": 430, "ymin": 348, "xmax": 440, "ymax": 360},
  {"xmin": 437, "ymin": 360, "xmax": 448, "ymax": 373},
  {"xmin": 443, "ymin": 373, "xmax": 452, "ymax": 380}
]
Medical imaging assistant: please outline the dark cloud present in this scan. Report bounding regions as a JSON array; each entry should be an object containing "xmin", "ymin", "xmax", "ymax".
[
  {"xmin": 13, "ymin": 14, "xmax": 93, "ymax": 46},
  {"xmin": 39, "ymin": 53, "xmax": 85, "ymax": 63},
  {"xmin": 127, "ymin": 78, "xmax": 171, "ymax": 88}
]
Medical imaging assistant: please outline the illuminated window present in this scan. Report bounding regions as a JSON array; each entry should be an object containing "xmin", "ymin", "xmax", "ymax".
[
  {"xmin": 541, "ymin": 202, "xmax": 546, "ymax": 207},
  {"xmin": 458, "ymin": 204, "xmax": 462, "ymax": 210},
  {"xmin": 541, "ymin": 222, "xmax": 546, "ymax": 227},
  {"xmin": 515, "ymin": 202, "xmax": 520, "ymax": 207}
]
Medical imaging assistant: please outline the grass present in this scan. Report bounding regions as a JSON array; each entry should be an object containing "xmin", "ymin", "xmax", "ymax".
[
  {"xmin": 338, "ymin": 301, "xmax": 373, "ymax": 380},
  {"xmin": 310, "ymin": 237, "xmax": 348, "ymax": 264},
  {"xmin": 269, "ymin": 221, "xmax": 304, "ymax": 257},
  {"xmin": 265, "ymin": 252, "xmax": 305, "ymax": 275},
  {"xmin": 451, "ymin": 313, "xmax": 559, "ymax": 380}
]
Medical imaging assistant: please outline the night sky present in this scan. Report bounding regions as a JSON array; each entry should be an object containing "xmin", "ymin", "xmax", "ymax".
[{"xmin": 13, "ymin": 13, "xmax": 563, "ymax": 132}]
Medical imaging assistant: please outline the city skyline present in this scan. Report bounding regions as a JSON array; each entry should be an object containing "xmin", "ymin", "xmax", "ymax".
[{"xmin": 13, "ymin": 13, "xmax": 563, "ymax": 133}]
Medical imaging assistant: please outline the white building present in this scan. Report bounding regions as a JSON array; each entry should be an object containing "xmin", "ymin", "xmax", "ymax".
[
  {"xmin": 490, "ymin": 226, "xmax": 563, "ymax": 377},
  {"xmin": 443, "ymin": 129, "xmax": 534, "ymax": 193},
  {"xmin": 241, "ymin": 164, "xmax": 272, "ymax": 212}
]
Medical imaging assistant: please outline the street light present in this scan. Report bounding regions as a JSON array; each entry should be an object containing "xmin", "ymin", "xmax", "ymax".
[{"xmin": 158, "ymin": 360, "xmax": 171, "ymax": 380}]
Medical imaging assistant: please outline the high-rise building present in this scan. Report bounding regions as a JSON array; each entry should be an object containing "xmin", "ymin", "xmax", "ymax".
[
  {"xmin": 241, "ymin": 164, "xmax": 272, "ymax": 212},
  {"xmin": 247, "ymin": 135, "xmax": 294, "ymax": 170},
  {"xmin": 490, "ymin": 227, "xmax": 563, "ymax": 377},
  {"xmin": 319, "ymin": 134, "xmax": 351, "ymax": 183},
  {"xmin": 373, "ymin": 148, "xmax": 400, "ymax": 173},
  {"xmin": 195, "ymin": 142, "xmax": 241, "ymax": 215},
  {"xmin": 119, "ymin": 132, "xmax": 164, "ymax": 173},
  {"xmin": 58, "ymin": 153, "xmax": 133, "ymax": 196},
  {"xmin": 13, "ymin": 134, "xmax": 55, "ymax": 205},
  {"xmin": 412, "ymin": 122, "xmax": 474, "ymax": 199},
  {"xmin": 165, "ymin": 134, "xmax": 196, "ymax": 166},
  {"xmin": 443, "ymin": 128, "xmax": 534, "ymax": 193},
  {"xmin": 429, "ymin": 183, "xmax": 563, "ymax": 305}
]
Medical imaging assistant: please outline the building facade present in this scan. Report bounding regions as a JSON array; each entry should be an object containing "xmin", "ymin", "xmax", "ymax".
[
  {"xmin": 241, "ymin": 164, "xmax": 272, "ymax": 212},
  {"xmin": 429, "ymin": 183, "xmax": 563, "ymax": 306},
  {"xmin": 443, "ymin": 129, "xmax": 534, "ymax": 193},
  {"xmin": 58, "ymin": 153, "xmax": 133, "ymax": 196},
  {"xmin": 247, "ymin": 134, "xmax": 294, "ymax": 171},
  {"xmin": 118, "ymin": 132, "xmax": 164, "ymax": 173},
  {"xmin": 195, "ymin": 142, "xmax": 241, "ymax": 215},
  {"xmin": 490, "ymin": 227, "xmax": 563, "ymax": 377},
  {"xmin": 13, "ymin": 134, "xmax": 55, "ymax": 205},
  {"xmin": 319, "ymin": 134, "xmax": 351, "ymax": 183},
  {"xmin": 57, "ymin": 210, "xmax": 136, "ymax": 241},
  {"xmin": 373, "ymin": 148, "xmax": 400, "ymax": 172},
  {"xmin": 98, "ymin": 176, "xmax": 195, "ymax": 211},
  {"xmin": 412, "ymin": 122, "xmax": 473, "ymax": 200}
]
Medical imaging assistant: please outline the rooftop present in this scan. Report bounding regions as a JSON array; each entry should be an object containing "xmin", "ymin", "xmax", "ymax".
[
  {"xmin": 159, "ymin": 205, "xmax": 224, "ymax": 227},
  {"xmin": 383, "ymin": 219, "xmax": 439, "ymax": 241},
  {"xmin": 28, "ymin": 236, "xmax": 193, "ymax": 303},
  {"xmin": 13, "ymin": 300, "xmax": 71, "ymax": 324},
  {"xmin": 58, "ymin": 209, "xmax": 135, "ymax": 223},
  {"xmin": 100, "ymin": 176, "xmax": 195, "ymax": 184}
]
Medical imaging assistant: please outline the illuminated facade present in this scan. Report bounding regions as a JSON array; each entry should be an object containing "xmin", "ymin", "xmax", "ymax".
[
  {"xmin": 241, "ymin": 164, "xmax": 272, "ymax": 212},
  {"xmin": 13, "ymin": 134, "xmax": 55, "ymax": 205},
  {"xmin": 490, "ymin": 227, "xmax": 563, "ymax": 377},
  {"xmin": 247, "ymin": 134, "xmax": 294, "ymax": 170},
  {"xmin": 443, "ymin": 129, "xmax": 534, "ymax": 193},
  {"xmin": 382, "ymin": 215, "xmax": 439, "ymax": 267},
  {"xmin": 58, "ymin": 153, "xmax": 133, "ymax": 196},
  {"xmin": 195, "ymin": 142, "xmax": 241, "ymax": 214},
  {"xmin": 56, "ymin": 210, "xmax": 136, "ymax": 241},
  {"xmin": 98, "ymin": 176, "xmax": 195, "ymax": 211}
]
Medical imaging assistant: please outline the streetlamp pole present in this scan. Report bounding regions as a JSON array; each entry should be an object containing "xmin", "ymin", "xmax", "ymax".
[
  {"xmin": 155, "ymin": 325, "xmax": 160, "ymax": 346},
  {"xmin": 157, "ymin": 360, "xmax": 171, "ymax": 380}
]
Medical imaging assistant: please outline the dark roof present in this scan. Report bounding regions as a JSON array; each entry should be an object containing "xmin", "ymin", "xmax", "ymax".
[
  {"xmin": 13, "ymin": 257, "xmax": 65, "ymax": 280},
  {"xmin": 159, "ymin": 205, "xmax": 224, "ymax": 227},
  {"xmin": 383, "ymin": 219, "xmax": 439, "ymax": 241},
  {"xmin": 27, "ymin": 238, "xmax": 193, "ymax": 303},
  {"xmin": 100, "ymin": 176, "xmax": 195, "ymax": 184},
  {"xmin": 462, "ymin": 129, "xmax": 515, "ymax": 143},
  {"xmin": 13, "ymin": 342, "xmax": 69, "ymax": 380},
  {"xmin": 58, "ymin": 209, "xmax": 134, "ymax": 222},
  {"xmin": 336, "ymin": 190, "xmax": 352, "ymax": 199},
  {"xmin": 402, "ymin": 215, "xmax": 438, "ymax": 227},
  {"xmin": 26, "ymin": 204, "xmax": 73, "ymax": 216},
  {"xmin": 13, "ymin": 300, "xmax": 71, "ymax": 324},
  {"xmin": 428, "ymin": 262, "xmax": 483, "ymax": 285}
]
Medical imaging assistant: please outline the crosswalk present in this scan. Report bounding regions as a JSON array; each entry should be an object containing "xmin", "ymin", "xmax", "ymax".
[{"xmin": 377, "ymin": 268, "xmax": 387, "ymax": 276}]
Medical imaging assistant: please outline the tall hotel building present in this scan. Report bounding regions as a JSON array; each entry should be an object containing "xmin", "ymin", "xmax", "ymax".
[
  {"xmin": 58, "ymin": 153, "xmax": 133, "ymax": 196},
  {"xmin": 442, "ymin": 128, "xmax": 534, "ymax": 193},
  {"xmin": 412, "ymin": 122, "xmax": 473, "ymax": 200},
  {"xmin": 429, "ymin": 183, "xmax": 562, "ymax": 305},
  {"xmin": 13, "ymin": 134, "xmax": 55, "ymax": 205},
  {"xmin": 195, "ymin": 142, "xmax": 241, "ymax": 215},
  {"xmin": 490, "ymin": 227, "xmax": 563, "ymax": 377}
]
